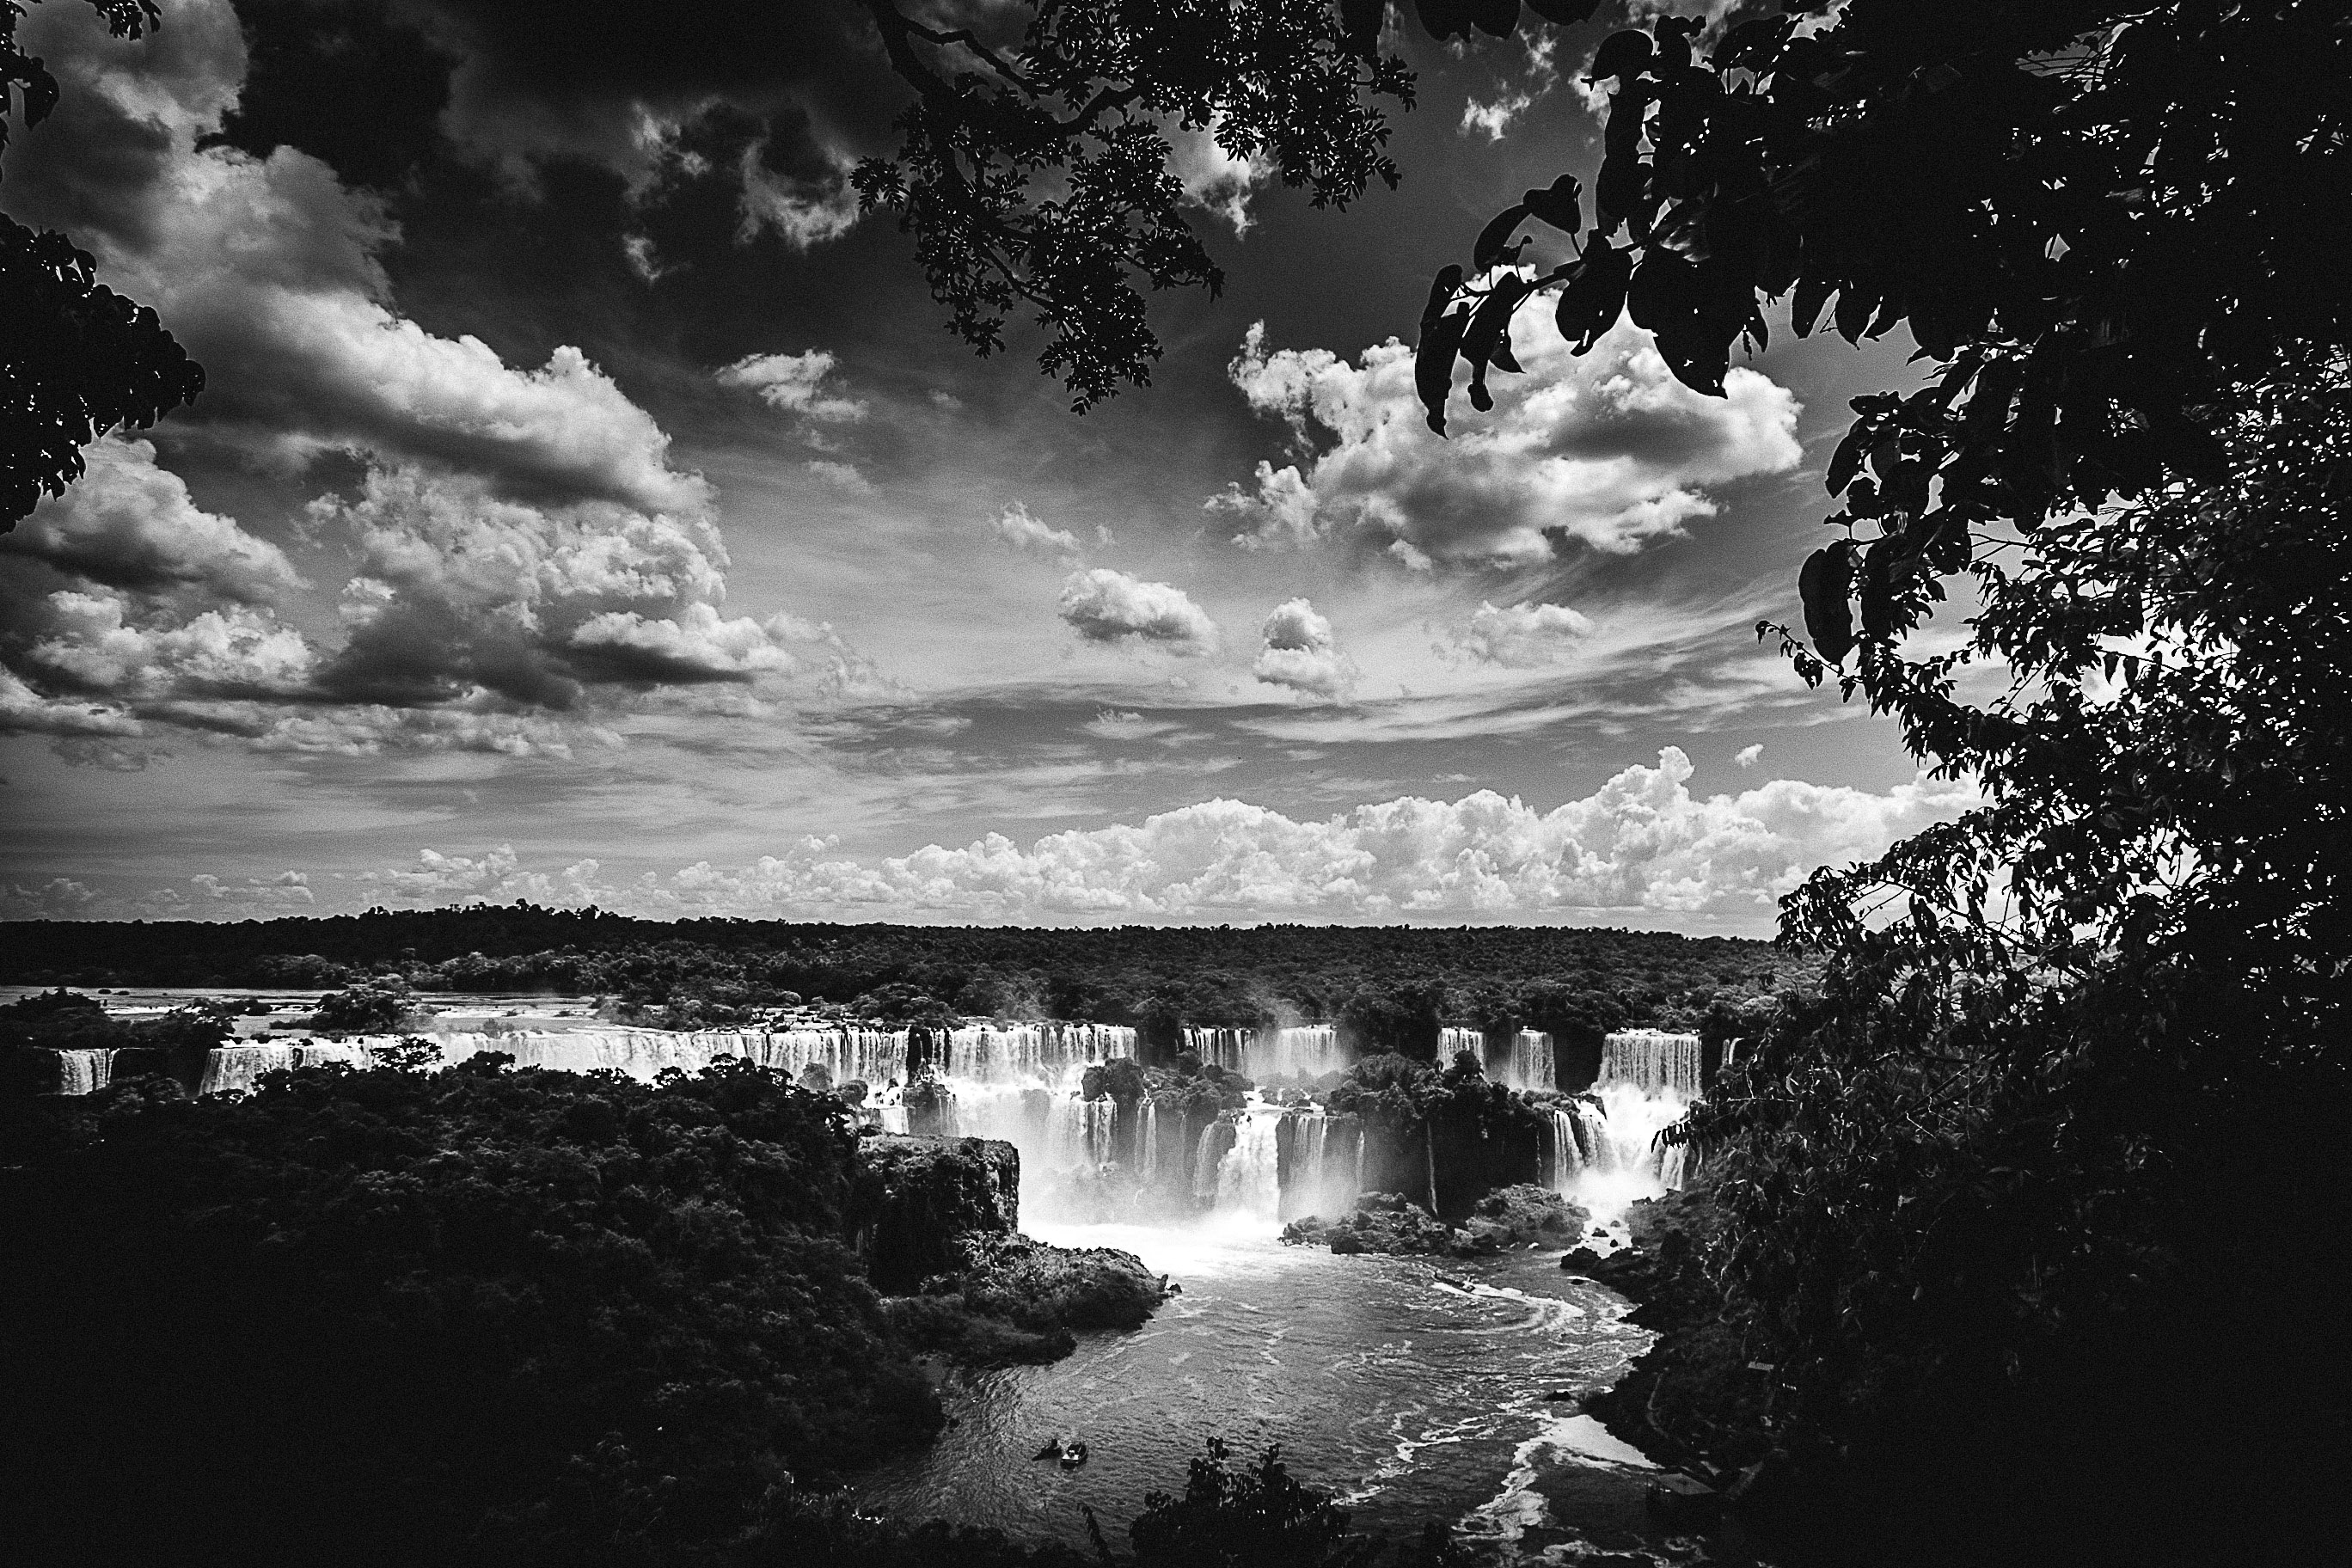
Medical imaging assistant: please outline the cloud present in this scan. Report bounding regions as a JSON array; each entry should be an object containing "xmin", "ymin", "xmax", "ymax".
[
  {"xmin": 1736, "ymin": 743, "xmax": 1764, "ymax": 767},
  {"xmin": 1461, "ymin": 35, "xmax": 1560, "ymax": 141},
  {"xmin": 1443, "ymin": 600, "xmax": 1596, "ymax": 668},
  {"xmin": 805, "ymin": 460, "xmax": 873, "ymax": 493},
  {"xmin": 383, "ymin": 0, "xmax": 897, "ymax": 249},
  {"xmin": 8, "ymin": 2, "xmax": 709, "ymax": 516},
  {"xmin": 188, "ymin": 871, "xmax": 316, "ymax": 908},
  {"xmin": 1253, "ymin": 597, "xmax": 1356, "ymax": 701},
  {"xmin": 1057, "ymin": 569, "xmax": 1218, "ymax": 654},
  {"xmin": 0, "ymin": 878, "xmax": 102, "ymax": 918},
  {"xmin": 371, "ymin": 749, "xmax": 1971, "ymax": 932},
  {"xmin": 991, "ymin": 502, "xmax": 1082, "ymax": 560},
  {"xmin": 1, "ymin": 438, "xmax": 301, "ymax": 604},
  {"xmin": 24, "ymin": 591, "xmax": 314, "ymax": 701},
  {"xmin": 714, "ymin": 350, "xmax": 867, "ymax": 421},
  {"xmin": 1165, "ymin": 118, "xmax": 1273, "ymax": 236},
  {"xmin": 738, "ymin": 142, "xmax": 861, "ymax": 248},
  {"xmin": 1210, "ymin": 313, "xmax": 1802, "ymax": 564}
]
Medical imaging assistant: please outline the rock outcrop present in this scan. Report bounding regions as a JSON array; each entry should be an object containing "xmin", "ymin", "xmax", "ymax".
[
  {"xmin": 850, "ymin": 1134, "xmax": 1019, "ymax": 1293},
  {"xmin": 853, "ymin": 1132, "xmax": 1168, "ymax": 1365},
  {"xmin": 1282, "ymin": 1191, "xmax": 1474, "ymax": 1255}
]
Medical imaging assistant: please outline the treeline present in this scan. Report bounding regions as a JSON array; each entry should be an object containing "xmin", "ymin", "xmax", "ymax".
[{"xmin": 0, "ymin": 908, "xmax": 1791, "ymax": 1048}]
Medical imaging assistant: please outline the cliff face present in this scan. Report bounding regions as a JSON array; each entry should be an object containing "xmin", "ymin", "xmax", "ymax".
[
  {"xmin": 851, "ymin": 1131, "xmax": 1169, "ymax": 1364},
  {"xmin": 849, "ymin": 1134, "xmax": 1020, "ymax": 1293}
]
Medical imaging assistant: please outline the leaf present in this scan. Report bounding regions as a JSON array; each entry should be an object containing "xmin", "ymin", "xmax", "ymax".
[
  {"xmin": 1526, "ymin": 0, "xmax": 1602, "ymax": 23},
  {"xmin": 1589, "ymin": 29, "xmax": 1655, "ymax": 82},
  {"xmin": 1469, "ymin": 0, "xmax": 1522, "ymax": 38},
  {"xmin": 1461, "ymin": 273, "xmax": 1534, "ymax": 410},
  {"xmin": 1420, "ymin": 263, "xmax": 1466, "ymax": 328},
  {"xmin": 1626, "ymin": 250, "xmax": 1697, "ymax": 333},
  {"xmin": 1554, "ymin": 235, "xmax": 1631, "ymax": 353},
  {"xmin": 1340, "ymin": 0, "xmax": 1387, "ymax": 58},
  {"xmin": 1417, "ymin": 310, "xmax": 1471, "ymax": 437},
  {"xmin": 1412, "ymin": 0, "xmax": 1476, "ymax": 42},
  {"xmin": 1473, "ymin": 205, "xmax": 1529, "ymax": 273},
  {"xmin": 1596, "ymin": 150, "xmax": 1648, "ymax": 225},
  {"xmin": 1859, "ymin": 539, "xmax": 1896, "ymax": 640},
  {"xmin": 1521, "ymin": 175, "xmax": 1581, "ymax": 234},
  {"xmin": 1791, "ymin": 272, "xmax": 1834, "ymax": 339},
  {"xmin": 1799, "ymin": 544, "xmax": 1854, "ymax": 664}
]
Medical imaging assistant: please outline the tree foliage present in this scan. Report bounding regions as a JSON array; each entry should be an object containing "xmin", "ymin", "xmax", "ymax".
[
  {"xmin": 853, "ymin": 0, "xmax": 1412, "ymax": 408},
  {"xmin": 1, "ymin": 1, "xmax": 204, "ymax": 529}
]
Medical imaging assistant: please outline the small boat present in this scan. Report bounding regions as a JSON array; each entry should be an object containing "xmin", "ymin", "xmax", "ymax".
[{"xmin": 1059, "ymin": 1440, "xmax": 1089, "ymax": 1469}]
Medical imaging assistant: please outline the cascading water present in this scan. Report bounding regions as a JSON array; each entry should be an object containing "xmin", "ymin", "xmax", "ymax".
[
  {"xmin": 1278, "ymin": 1112, "xmax": 1361, "ymax": 1221},
  {"xmin": 1215, "ymin": 1110, "xmax": 1283, "ymax": 1219},
  {"xmin": 55, "ymin": 1048, "xmax": 117, "ymax": 1094},
  {"xmin": 1181, "ymin": 1027, "xmax": 1246, "ymax": 1070},
  {"xmin": 1243, "ymin": 1026, "xmax": 1346, "ymax": 1081},
  {"xmin": 198, "ymin": 1042, "xmax": 371, "ymax": 1094},
  {"xmin": 1043, "ymin": 1095, "xmax": 1119, "ymax": 1173},
  {"xmin": 1192, "ymin": 1119, "xmax": 1238, "ymax": 1199},
  {"xmin": 1551, "ymin": 1030, "xmax": 1706, "ymax": 1213}
]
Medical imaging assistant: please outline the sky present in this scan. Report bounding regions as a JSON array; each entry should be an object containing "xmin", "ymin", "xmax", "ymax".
[{"xmin": 0, "ymin": 0, "xmax": 1975, "ymax": 933}]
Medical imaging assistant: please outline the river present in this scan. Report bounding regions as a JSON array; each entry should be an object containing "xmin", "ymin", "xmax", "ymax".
[{"xmin": 856, "ymin": 1216, "xmax": 1763, "ymax": 1565}]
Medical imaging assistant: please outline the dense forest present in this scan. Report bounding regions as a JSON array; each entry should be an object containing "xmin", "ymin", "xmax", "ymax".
[
  {"xmin": 0, "ymin": 907, "xmax": 1785, "ymax": 1047},
  {"xmin": 0, "ymin": 1051, "xmax": 1450, "ymax": 1568}
]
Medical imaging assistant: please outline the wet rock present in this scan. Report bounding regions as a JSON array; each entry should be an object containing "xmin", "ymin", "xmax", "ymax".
[{"xmin": 1464, "ymin": 1182, "xmax": 1590, "ymax": 1248}]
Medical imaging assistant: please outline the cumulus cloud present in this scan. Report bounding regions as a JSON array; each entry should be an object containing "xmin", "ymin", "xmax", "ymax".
[
  {"xmin": 1, "ymin": 438, "xmax": 301, "ymax": 603},
  {"xmin": 25, "ymin": 591, "xmax": 314, "ymax": 701},
  {"xmin": 188, "ymin": 870, "xmax": 316, "ymax": 907},
  {"xmin": 738, "ymin": 143, "xmax": 861, "ymax": 248},
  {"xmin": 9, "ymin": 2, "xmax": 708, "ymax": 516},
  {"xmin": 714, "ymin": 350, "xmax": 866, "ymax": 420},
  {"xmin": 1057, "ymin": 569, "xmax": 1218, "ymax": 654},
  {"xmin": 991, "ymin": 502, "xmax": 1083, "ymax": 560},
  {"xmin": 1461, "ymin": 35, "xmax": 1560, "ymax": 141},
  {"xmin": 0, "ymin": 10, "xmax": 873, "ymax": 763},
  {"xmin": 1253, "ymin": 597, "xmax": 1356, "ymax": 701},
  {"xmin": 1444, "ymin": 600, "xmax": 1596, "ymax": 668},
  {"xmin": 372, "ymin": 749, "xmax": 1971, "ymax": 931},
  {"xmin": 1209, "ymin": 313, "xmax": 1802, "ymax": 564},
  {"xmin": 0, "ymin": 878, "xmax": 102, "ymax": 918},
  {"xmin": 1165, "ymin": 118, "xmax": 1273, "ymax": 236},
  {"xmin": 1735, "ymin": 743, "xmax": 1765, "ymax": 767}
]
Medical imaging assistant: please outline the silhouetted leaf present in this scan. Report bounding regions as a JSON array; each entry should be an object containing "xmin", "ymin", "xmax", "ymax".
[
  {"xmin": 1522, "ymin": 174, "xmax": 1582, "ymax": 233},
  {"xmin": 1473, "ymin": 205, "xmax": 1529, "ymax": 272},
  {"xmin": 1418, "ymin": 309, "xmax": 1471, "ymax": 436},
  {"xmin": 1589, "ymin": 29, "xmax": 1654, "ymax": 82},
  {"xmin": 1525, "ymin": 0, "xmax": 1602, "ymax": 25},
  {"xmin": 1554, "ymin": 235, "xmax": 1631, "ymax": 352},
  {"xmin": 1799, "ymin": 543, "xmax": 1855, "ymax": 664}
]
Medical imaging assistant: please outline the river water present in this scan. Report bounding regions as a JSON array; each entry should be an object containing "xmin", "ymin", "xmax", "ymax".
[{"xmin": 857, "ymin": 1218, "xmax": 1760, "ymax": 1565}]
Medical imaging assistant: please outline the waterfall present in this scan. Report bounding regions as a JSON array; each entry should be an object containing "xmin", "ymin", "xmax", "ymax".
[
  {"xmin": 1192, "ymin": 1119, "xmax": 1238, "ymax": 1198},
  {"xmin": 1182, "ymin": 1027, "xmax": 1247, "ymax": 1070},
  {"xmin": 1277, "ymin": 1112, "xmax": 1360, "ymax": 1219},
  {"xmin": 199, "ymin": 1042, "xmax": 371, "ymax": 1095},
  {"xmin": 1043, "ymin": 1094, "xmax": 1118, "ymax": 1173},
  {"xmin": 1140, "ymin": 1099, "xmax": 1160, "ymax": 1184},
  {"xmin": 1598, "ymin": 1029, "xmax": 1703, "ymax": 1099},
  {"xmin": 1242, "ymin": 1026, "xmax": 1346, "ymax": 1081},
  {"xmin": 1540, "ymin": 1108, "xmax": 1584, "ymax": 1192},
  {"xmin": 1542, "ymin": 1029, "xmax": 1705, "ymax": 1209},
  {"xmin": 55, "ymin": 1049, "xmax": 117, "ymax": 1094},
  {"xmin": 1215, "ymin": 1112, "xmax": 1282, "ymax": 1218},
  {"xmin": 1452, "ymin": 1028, "xmax": 1556, "ymax": 1093}
]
